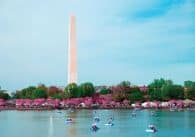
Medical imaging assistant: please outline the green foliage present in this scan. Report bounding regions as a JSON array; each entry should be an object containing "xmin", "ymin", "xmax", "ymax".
[
  {"xmin": 128, "ymin": 88, "xmax": 144, "ymax": 102},
  {"xmin": 15, "ymin": 86, "xmax": 36, "ymax": 99},
  {"xmin": 148, "ymin": 88, "xmax": 162, "ymax": 101},
  {"xmin": 185, "ymin": 87, "xmax": 195, "ymax": 99},
  {"xmin": 79, "ymin": 82, "xmax": 95, "ymax": 97},
  {"xmin": 184, "ymin": 81, "xmax": 195, "ymax": 88},
  {"xmin": 65, "ymin": 83, "xmax": 79, "ymax": 98},
  {"xmin": 32, "ymin": 89, "xmax": 47, "ymax": 99},
  {"xmin": 0, "ymin": 90, "xmax": 10, "ymax": 100},
  {"xmin": 161, "ymin": 85, "xmax": 184, "ymax": 100},
  {"xmin": 148, "ymin": 78, "xmax": 166, "ymax": 89},
  {"xmin": 51, "ymin": 94, "xmax": 63, "ymax": 100},
  {"xmin": 148, "ymin": 79, "xmax": 184, "ymax": 101},
  {"xmin": 99, "ymin": 88, "xmax": 111, "ymax": 95},
  {"xmin": 119, "ymin": 81, "xmax": 131, "ymax": 87},
  {"xmin": 1, "ymin": 80, "xmax": 193, "ymax": 102},
  {"xmin": 63, "ymin": 91, "xmax": 71, "ymax": 99}
]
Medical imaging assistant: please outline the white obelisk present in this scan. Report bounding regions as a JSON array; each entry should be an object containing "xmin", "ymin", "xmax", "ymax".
[{"xmin": 68, "ymin": 15, "xmax": 77, "ymax": 84}]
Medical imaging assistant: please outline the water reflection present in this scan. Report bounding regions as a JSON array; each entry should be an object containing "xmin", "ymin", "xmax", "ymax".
[
  {"xmin": 48, "ymin": 116, "xmax": 53, "ymax": 137},
  {"xmin": 66, "ymin": 110, "xmax": 79, "ymax": 137}
]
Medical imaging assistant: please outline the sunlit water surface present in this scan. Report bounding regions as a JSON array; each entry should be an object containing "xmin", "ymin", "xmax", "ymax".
[{"xmin": 0, "ymin": 110, "xmax": 195, "ymax": 137}]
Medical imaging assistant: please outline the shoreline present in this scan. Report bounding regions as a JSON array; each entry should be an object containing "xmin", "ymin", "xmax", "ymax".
[
  {"xmin": 1, "ymin": 97, "xmax": 195, "ymax": 111},
  {"xmin": 1, "ymin": 106, "xmax": 195, "ymax": 111}
]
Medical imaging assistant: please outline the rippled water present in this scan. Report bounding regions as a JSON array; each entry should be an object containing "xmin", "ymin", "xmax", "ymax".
[{"xmin": 0, "ymin": 110, "xmax": 195, "ymax": 137}]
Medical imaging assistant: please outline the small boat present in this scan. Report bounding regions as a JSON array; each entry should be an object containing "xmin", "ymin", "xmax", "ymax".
[
  {"xmin": 150, "ymin": 111, "xmax": 156, "ymax": 116},
  {"xmin": 57, "ymin": 111, "xmax": 62, "ymax": 114},
  {"xmin": 104, "ymin": 123, "xmax": 114, "ymax": 126},
  {"xmin": 94, "ymin": 117, "xmax": 100, "ymax": 122},
  {"xmin": 91, "ymin": 124, "xmax": 99, "ymax": 132},
  {"xmin": 131, "ymin": 112, "xmax": 136, "ymax": 117},
  {"xmin": 145, "ymin": 129, "xmax": 155, "ymax": 133},
  {"xmin": 146, "ymin": 125, "xmax": 157, "ymax": 133},
  {"xmin": 65, "ymin": 118, "xmax": 73, "ymax": 123}
]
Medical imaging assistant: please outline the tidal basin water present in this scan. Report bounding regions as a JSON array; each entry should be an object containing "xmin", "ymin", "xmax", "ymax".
[{"xmin": 0, "ymin": 110, "xmax": 195, "ymax": 137}]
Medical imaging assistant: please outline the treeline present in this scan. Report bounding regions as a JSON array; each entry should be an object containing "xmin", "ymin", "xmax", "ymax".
[
  {"xmin": 11, "ymin": 82, "xmax": 96, "ymax": 100},
  {"xmin": 0, "ymin": 79, "xmax": 195, "ymax": 102},
  {"xmin": 148, "ymin": 79, "xmax": 195, "ymax": 101},
  {"xmin": 111, "ymin": 79, "xmax": 195, "ymax": 102}
]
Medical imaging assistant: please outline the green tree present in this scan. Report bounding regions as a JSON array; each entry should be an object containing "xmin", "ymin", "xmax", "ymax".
[
  {"xmin": 148, "ymin": 79, "xmax": 165, "ymax": 100},
  {"xmin": 161, "ymin": 84, "xmax": 184, "ymax": 100},
  {"xmin": 185, "ymin": 87, "xmax": 195, "ymax": 99},
  {"xmin": 149, "ymin": 78, "xmax": 166, "ymax": 89},
  {"xmin": 32, "ymin": 89, "xmax": 47, "ymax": 99},
  {"xmin": 63, "ymin": 91, "xmax": 71, "ymax": 99},
  {"xmin": 37, "ymin": 84, "xmax": 47, "ymax": 93},
  {"xmin": 79, "ymin": 82, "xmax": 95, "ymax": 97},
  {"xmin": 0, "ymin": 90, "xmax": 10, "ymax": 100},
  {"xmin": 184, "ymin": 81, "xmax": 195, "ymax": 88},
  {"xmin": 148, "ymin": 88, "xmax": 162, "ymax": 101},
  {"xmin": 14, "ymin": 86, "xmax": 36, "ymax": 99},
  {"xmin": 119, "ymin": 81, "xmax": 131, "ymax": 87},
  {"xmin": 65, "ymin": 83, "xmax": 79, "ymax": 98},
  {"xmin": 148, "ymin": 79, "xmax": 185, "ymax": 101}
]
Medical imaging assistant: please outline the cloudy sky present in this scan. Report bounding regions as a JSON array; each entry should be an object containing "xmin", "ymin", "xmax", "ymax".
[{"xmin": 0, "ymin": 0, "xmax": 195, "ymax": 91}]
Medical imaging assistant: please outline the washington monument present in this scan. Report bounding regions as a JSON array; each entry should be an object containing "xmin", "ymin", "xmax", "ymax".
[{"xmin": 68, "ymin": 15, "xmax": 77, "ymax": 84}]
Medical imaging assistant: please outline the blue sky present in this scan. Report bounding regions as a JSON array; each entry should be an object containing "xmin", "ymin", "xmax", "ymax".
[{"xmin": 0, "ymin": 0, "xmax": 195, "ymax": 91}]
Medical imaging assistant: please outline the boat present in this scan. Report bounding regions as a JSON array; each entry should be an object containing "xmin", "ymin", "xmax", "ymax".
[
  {"xmin": 94, "ymin": 117, "xmax": 100, "ymax": 122},
  {"xmin": 65, "ymin": 118, "xmax": 73, "ymax": 123},
  {"xmin": 91, "ymin": 124, "xmax": 99, "ymax": 132},
  {"xmin": 146, "ymin": 125, "xmax": 157, "ymax": 133},
  {"xmin": 131, "ymin": 112, "xmax": 136, "ymax": 117},
  {"xmin": 145, "ymin": 129, "xmax": 155, "ymax": 133},
  {"xmin": 104, "ymin": 123, "xmax": 114, "ymax": 126},
  {"xmin": 57, "ymin": 111, "xmax": 62, "ymax": 114}
]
